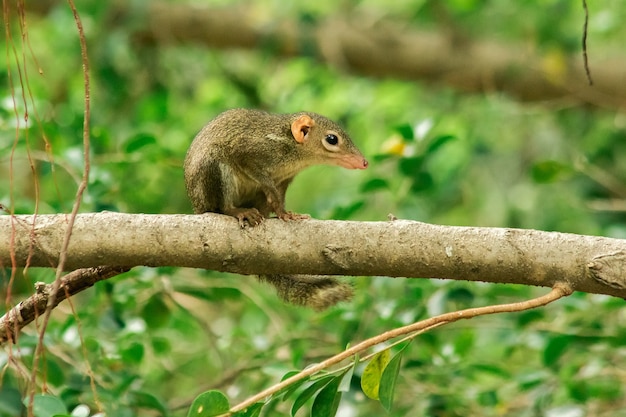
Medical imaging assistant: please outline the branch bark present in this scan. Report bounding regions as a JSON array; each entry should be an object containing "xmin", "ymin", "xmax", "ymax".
[
  {"xmin": 2, "ymin": 213, "xmax": 626, "ymax": 299},
  {"xmin": 0, "ymin": 266, "xmax": 130, "ymax": 344}
]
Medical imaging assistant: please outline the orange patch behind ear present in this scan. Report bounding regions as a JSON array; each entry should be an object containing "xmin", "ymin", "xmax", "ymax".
[{"xmin": 291, "ymin": 115, "xmax": 315, "ymax": 143}]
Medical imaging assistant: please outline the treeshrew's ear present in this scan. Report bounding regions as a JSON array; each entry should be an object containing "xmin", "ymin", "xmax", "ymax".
[{"xmin": 291, "ymin": 115, "xmax": 316, "ymax": 143}]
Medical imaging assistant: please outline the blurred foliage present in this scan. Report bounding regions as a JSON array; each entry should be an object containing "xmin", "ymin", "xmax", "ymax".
[{"xmin": 1, "ymin": 0, "xmax": 626, "ymax": 416}]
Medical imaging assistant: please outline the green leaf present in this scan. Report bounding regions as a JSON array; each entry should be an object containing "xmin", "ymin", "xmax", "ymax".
[
  {"xmin": 121, "ymin": 342, "xmax": 145, "ymax": 365},
  {"xmin": 338, "ymin": 360, "xmax": 357, "ymax": 392},
  {"xmin": 151, "ymin": 336, "xmax": 172, "ymax": 355},
  {"xmin": 543, "ymin": 335, "xmax": 572, "ymax": 367},
  {"xmin": 394, "ymin": 123, "xmax": 414, "ymax": 140},
  {"xmin": 25, "ymin": 394, "xmax": 67, "ymax": 417},
  {"xmin": 371, "ymin": 153, "xmax": 395, "ymax": 163},
  {"xmin": 360, "ymin": 178, "xmax": 390, "ymax": 193},
  {"xmin": 517, "ymin": 370, "xmax": 550, "ymax": 391},
  {"xmin": 175, "ymin": 286, "xmax": 242, "ymax": 302},
  {"xmin": 128, "ymin": 391, "xmax": 168, "ymax": 416},
  {"xmin": 409, "ymin": 171, "xmax": 434, "ymax": 192},
  {"xmin": 531, "ymin": 160, "xmax": 571, "ymax": 183},
  {"xmin": 142, "ymin": 295, "xmax": 171, "ymax": 329},
  {"xmin": 379, "ymin": 345, "xmax": 408, "ymax": 411},
  {"xmin": 516, "ymin": 310, "xmax": 545, "ymax": 327},
  {"xmin": 361, "ymin": 349, "xmax": 391, "ymax": 400},
  {"xmin": 452, "ymin": 329, "xmax": 475, "ymax": 357},
  {"xmin": 233, "ymin": 402, "xmax": 263, "ymax": 417},
  {"xmin": 187, "ymin": 390, "xmax": 230, "ymax": 417},
  {"xmin": 43, "ymin": 356, "xmax": 66, "ymax": 387},
  {"xmin": 278, "ymin": 372, "xmax": 310, "ymax": 401},
  {"xmin": 581, "ymin": 377, "xmax": 621, "ymax": 400},
  {"xmin": 311, "ymin": 375, "xmax": 343, "ymax": 417},
  {"xmin": 447, "ymin": 287, "xmax": 474, "ymax": 305},
  {"xmin": 125, "ymin": 133, "xmax": 157, "ymax": 153},
  {"xmin": 398, "ymin": 156, "xmax": 424, "ymax": 177},
  {"xmin": 291, "ymin": 376, "xmax": 334, "ymax": 416},
  {"xmin": 0, "ymin": 387, "xmax": 23, "ymax": 415},
  {"xmin": 425, "ymin": 134, "xmax": 456, "ymax": 155},
  {"xmin": 469, "ymin": 363, "xmax": 511, "ymax": 378},
  {"xmin": 331, "ymin": 200, "xmax": 365, "ymax": 220},
  {"xmin": 477, "ymin": 390, "xmax": 498, "ymax": 406}
]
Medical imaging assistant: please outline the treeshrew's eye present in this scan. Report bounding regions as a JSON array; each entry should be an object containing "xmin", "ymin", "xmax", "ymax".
[{"xmin": 325, "ymin": 134, "xmax": 339, "ymax": 146}]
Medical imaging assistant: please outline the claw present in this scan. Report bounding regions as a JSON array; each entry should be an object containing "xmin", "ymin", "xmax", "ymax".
[{"xmin": 225, "ymin": 208, "xmax": 265, "ymax": 228}]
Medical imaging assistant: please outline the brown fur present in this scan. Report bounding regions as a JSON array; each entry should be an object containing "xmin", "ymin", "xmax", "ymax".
[{"xmin": 184, "ymin": 109, "xmax": 367, "ymax": 309}]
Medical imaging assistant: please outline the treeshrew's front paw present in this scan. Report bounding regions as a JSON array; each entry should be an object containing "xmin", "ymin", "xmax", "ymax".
[{"xmin": 224, "ymin": 208, "xmax": 265, "ymax": 228}]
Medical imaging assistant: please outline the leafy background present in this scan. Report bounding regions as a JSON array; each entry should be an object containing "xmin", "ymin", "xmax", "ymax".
[{"xmin": 1, "ymin": 1, "xmax": 626, "ymax": 416}]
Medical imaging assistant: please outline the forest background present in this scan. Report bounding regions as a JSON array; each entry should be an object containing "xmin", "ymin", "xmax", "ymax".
[{"xmin": 1, "ymin": 1, "xmax": 626, "ymax": 416}]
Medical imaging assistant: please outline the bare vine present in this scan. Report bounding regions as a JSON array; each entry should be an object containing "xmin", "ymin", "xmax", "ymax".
[
  {"xmin": 26, "ymin": 0, "xmax": 93, "ymax": 414},
  {"xmin": 223, "ymin": 283, "xmax": 573, "ymax": 415}
]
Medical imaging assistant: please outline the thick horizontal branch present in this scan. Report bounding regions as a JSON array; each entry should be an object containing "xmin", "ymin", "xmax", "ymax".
[{"xmin": 2, "ymin": 213, "xmax": 626, "ymax": 299}]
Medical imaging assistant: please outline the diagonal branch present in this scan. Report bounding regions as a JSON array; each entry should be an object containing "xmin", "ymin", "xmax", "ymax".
[
  {"xmin": 0, "ymin": 266, "xmax": 130, "ymax": 344},
  {"xmin": 225, "ymin": 282, "xmax": 573, "ymax": 415}
]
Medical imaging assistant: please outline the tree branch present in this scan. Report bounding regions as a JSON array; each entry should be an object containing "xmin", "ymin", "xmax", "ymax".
[
  {"xmin": 24, "ymin": 2, "xmax": 626, "ymax": 109},
  {"xmin": 130, "ymin": 2, "xmax": 623, "ymax": 109},
  {"xmin": 2, "ymin": 213, "xmax": 626, "ymax": 299},
  {"xmin": 225, "ymin": 282, "xmax": 573, "ymax": 415},
  {"xmin": 0, "ymin": 266, "xmax": 130, "ymax": 344}
]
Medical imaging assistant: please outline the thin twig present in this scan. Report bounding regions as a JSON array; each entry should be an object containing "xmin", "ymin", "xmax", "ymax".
[
  {"xmin": 32, "ymin": 2, "xmax": 91, "ymax": 336},
  {"xmin": 223, "ymin": 283, "xmax": 573, "ymax": 415},
  {"xmin": 28, "ymin": 3, "xmax": 91, "ymax": 410},
  {"xmin": 581, "ymin": 0, "xmax": 593, "ymax": 85}
]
